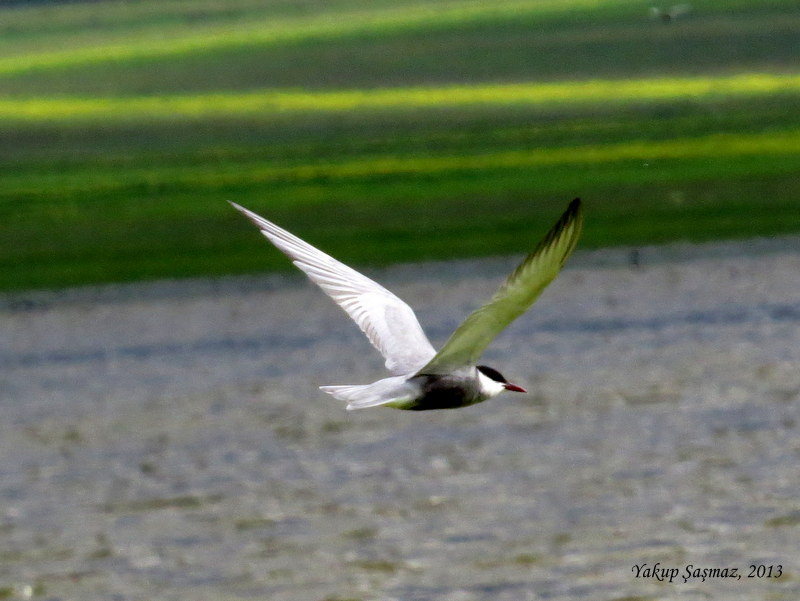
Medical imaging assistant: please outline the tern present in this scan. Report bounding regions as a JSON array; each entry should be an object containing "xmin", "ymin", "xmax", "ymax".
[
  {"xmin": 230, "ymin": 198, "xmax": 582, "ymax": 411},
  {"xmin": 649, "ymin": 4, "xmax": 692, "ymax": 22}
]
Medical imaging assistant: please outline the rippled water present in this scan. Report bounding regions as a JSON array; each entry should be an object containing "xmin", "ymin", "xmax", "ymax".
[{"xmin": 2, "ymin": 239, "xmax": 800, "ymax": 600}]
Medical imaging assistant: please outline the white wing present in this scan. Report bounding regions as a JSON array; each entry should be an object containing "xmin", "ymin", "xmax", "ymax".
[
  {"xmin": 419, "ymin": 199, "xmax": 582, "ymax": 375},
  {"xmin": 229, "ymin": 202, "xmax": 436, "ymax": 375}
]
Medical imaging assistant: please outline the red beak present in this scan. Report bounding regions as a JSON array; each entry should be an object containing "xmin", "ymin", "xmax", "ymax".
[{"xmin": 503, "ymin": 383, "xmax": 527, "ymax": 393}]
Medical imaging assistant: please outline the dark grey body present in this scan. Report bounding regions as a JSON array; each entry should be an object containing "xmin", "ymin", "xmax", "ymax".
[{"xmin": 400, "ymin": 374, "xmax": 485, "ymax": 411}]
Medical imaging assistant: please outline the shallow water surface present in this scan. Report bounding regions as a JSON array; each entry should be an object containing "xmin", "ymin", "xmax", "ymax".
[{"xmin": 2, "ymin": 240, "xmax": 800, "ymax": 600}]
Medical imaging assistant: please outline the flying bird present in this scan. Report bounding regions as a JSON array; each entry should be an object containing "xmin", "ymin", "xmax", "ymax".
[
  {"xmin": 649, "ymin": 4, "xmax": 692, "ymax": 22},
  {"xmin": 229, "ymin": 199, "xmax": 582, "ymax": 411}
]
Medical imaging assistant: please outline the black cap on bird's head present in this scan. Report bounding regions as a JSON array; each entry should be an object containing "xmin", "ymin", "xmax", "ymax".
[{"xmin": 477, "ymin": 365, "xmax": 526, "ymax": 393}]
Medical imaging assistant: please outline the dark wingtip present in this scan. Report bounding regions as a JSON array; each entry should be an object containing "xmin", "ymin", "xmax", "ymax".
[
  {"xmin": 565, "ymin": 197, "xmax": 583, "ymax": 228},
  {"xmin": 552, "ymin": 198, "xmax": 582, "ymax": 230},
  {"xmin": 540, "ymin": 196, "xmax": 582, "ymax": 247},
  {"xmin": 567, "ymin": 197, "xmax": 581, "ymax": 215},
  {"xmin": 526, "ymin": 196, "xmax": 584, "ymax": 272}
]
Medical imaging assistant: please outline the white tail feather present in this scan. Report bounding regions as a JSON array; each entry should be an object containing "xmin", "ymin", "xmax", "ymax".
[{"xmin": 319, "ymin": 376, "xmax": 418, "ymax": 410}]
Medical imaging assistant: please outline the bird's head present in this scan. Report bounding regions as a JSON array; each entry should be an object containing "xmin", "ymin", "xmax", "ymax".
[{"xmin": 476, "ymin": 365, "xmax": 527, "ymax": 397}]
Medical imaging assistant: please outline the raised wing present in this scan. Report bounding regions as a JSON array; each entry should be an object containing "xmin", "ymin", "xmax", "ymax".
[
  {"xmin": 229, "ymin": 202, "xmax": 436, "ymax": 375},
  {"xmin": 418, "ymin": 198, "xmax": 582, "ymax": 374}
]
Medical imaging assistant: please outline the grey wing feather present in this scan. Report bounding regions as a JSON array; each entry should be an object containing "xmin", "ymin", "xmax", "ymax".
[
  {"xmin": 229, "ymin": 202, "xmax": 436, "ymax": 375},
  {"xmin": 418, "ymin": 198, "xmax": 582, "ymax": 374}
]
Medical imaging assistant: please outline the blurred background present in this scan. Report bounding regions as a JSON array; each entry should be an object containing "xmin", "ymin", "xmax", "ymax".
[
  {"xmin": 0, "ymin": 0, "xmax": 798, "ymax": 291},
  {"xmin": 2, "ymin": 2, "xmax": 800, "ymax": 601}
]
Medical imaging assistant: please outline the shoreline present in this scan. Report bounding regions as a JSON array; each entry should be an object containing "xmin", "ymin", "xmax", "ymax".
[{"xmin": 3, "ymin": 234, "xmax": 799, "ymax": 311}]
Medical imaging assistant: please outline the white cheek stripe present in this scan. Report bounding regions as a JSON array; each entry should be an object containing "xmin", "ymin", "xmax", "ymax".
[{"xmin": 477, "ymin": 371, "xmax": 508, "ymax": 397}]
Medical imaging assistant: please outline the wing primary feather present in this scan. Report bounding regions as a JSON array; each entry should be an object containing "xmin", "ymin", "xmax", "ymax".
[
  {"xmin": 418, "ymin": 198, "xmax": 583, "ymax": 374},
  {"xmin": 228, "ymin": 201, "xmax": 437, "ymax": 374},
  {"xmin": 508, "ymin": 198, "xmax": 581, "ymax": 281}
]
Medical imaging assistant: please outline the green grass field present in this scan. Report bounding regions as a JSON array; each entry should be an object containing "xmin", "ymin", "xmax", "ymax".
[{"xmin": 1, "ymin": 0, "xmax": 799, "ymax": 291}]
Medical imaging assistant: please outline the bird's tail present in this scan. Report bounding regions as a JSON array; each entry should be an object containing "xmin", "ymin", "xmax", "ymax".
[{"xmin": 320, "ymin": 377, "xmax": 417, "ymax": 411}]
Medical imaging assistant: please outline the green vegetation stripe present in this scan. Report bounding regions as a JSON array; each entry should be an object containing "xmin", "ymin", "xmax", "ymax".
[
  {"xmin": 0, "ymin": 0, "xmax": 624, "ymax": 75},
  {"xmin": 203, "ymin": 130, "xmax": 800, "ymax": 182},
  {"xmin": 2, "ymin": 73, "xmax": 800, "ymax": 121},
  {"xmin": 3, "ymin": 129, "xmax": 798, "ymax": 196}
]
